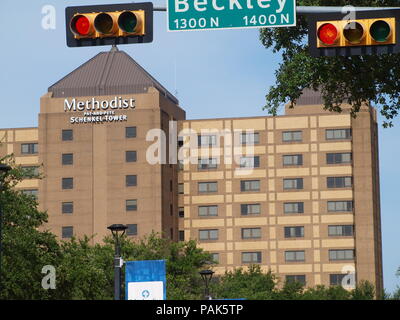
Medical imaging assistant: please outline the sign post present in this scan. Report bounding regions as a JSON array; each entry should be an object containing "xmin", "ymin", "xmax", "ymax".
[{"xmin": 167, "ymin": 0, "xmax": 297, "ymax": 31}]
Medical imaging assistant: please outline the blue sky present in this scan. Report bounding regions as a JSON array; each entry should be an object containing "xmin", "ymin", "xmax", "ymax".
[{"xmin": 0, "ymin": 0, "xmax": 399, "ymax": 293}]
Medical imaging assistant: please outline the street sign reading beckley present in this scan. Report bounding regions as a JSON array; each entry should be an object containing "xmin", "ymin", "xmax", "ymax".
[{"xmin": 167, "ymin": 0, "xmax": 297, "ymax": 31}]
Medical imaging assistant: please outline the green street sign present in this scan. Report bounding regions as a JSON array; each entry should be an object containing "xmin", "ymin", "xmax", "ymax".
[{"xmin": 167, "ymin": 0, "xmax": 297, "ymax": 31}]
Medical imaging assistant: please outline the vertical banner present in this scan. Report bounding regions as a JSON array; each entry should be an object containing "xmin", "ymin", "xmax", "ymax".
[{"xmin": 125, "ymin": 260, "xmax": 167, "ymax": 300}]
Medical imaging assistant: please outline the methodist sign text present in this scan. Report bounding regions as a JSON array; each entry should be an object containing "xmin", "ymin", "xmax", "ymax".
[{"xmin": 167, "ymin": 0, "xmax": 296, "ymax": 31}]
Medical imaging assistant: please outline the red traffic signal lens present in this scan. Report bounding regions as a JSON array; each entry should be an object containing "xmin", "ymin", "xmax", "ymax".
[
  {"xmin": 343, "ymin": 22, "xmax": 365, "ymax": 44},
  {"xmin": 370, "ymin": 20, "xmax": 391, "ymax": 42},
  {"xmin": 318, "ymin": 23, "xmax": 339, "ymax": 45},
  {"xmin": 118, "ymin": 11, "xmax": 138, "ymax": 33},
  {"xmin": 94, "ymin": 13, "xmax": 114, "ymax": 34},
  {"xmin": 71, "ymin": 15, "xmax": 90, "ymax": 36}
]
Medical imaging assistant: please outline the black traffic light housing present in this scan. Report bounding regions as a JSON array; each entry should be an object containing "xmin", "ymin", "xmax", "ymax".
[
  {"xmin": 66, "ymin": 2, "xmax": 153, "ymax": 48},
  {"xmin": 308, "ymin": 9, "xmax": 400, "ymax": 57}
]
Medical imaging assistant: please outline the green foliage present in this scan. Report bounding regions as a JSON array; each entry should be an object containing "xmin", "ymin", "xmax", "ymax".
[
  {"xmin": 211, "ymin": 265, "xmax": 276, "ymax": 300},
  {"xmin": 0, "ymin": 156, "xmax": 61, "ymax": 300},
  {"xmin": 0, "ymin": 156, "xmax": 398, "ymax": 300},
  {"xmin": 259, "ymin": 0, "xmax": 400, "ymax": 127}
]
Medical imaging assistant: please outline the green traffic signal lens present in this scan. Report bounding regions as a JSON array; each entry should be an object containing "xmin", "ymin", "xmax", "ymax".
[
  {"xmin": 94, "ymin": 13, "xmax": 114, "ymax": 34},
  {"xmin": 118, "ymin": 11, "xmax": 138, "ymax": 33},
  {"xmin": 343, "ymin": 22, "xmax": 365, "ymax": 44},
  {"xmin": 370, "ymin": 20, "xmax": 391, "ymax": 42}
]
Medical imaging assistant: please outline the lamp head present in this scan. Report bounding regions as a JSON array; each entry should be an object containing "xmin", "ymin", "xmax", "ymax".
[{"xmin": 107, "ymin": 224, "xmax": 128, "ymax": 239}]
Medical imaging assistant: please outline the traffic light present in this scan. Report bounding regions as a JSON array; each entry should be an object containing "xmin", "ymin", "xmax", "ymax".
[
  {"xmin": 308, "ymin": 9, "xmax": 400, "ymax": 57},
  {"xmin": 66, "ymin": 2, "xmax": 153, "ymax": 48}
]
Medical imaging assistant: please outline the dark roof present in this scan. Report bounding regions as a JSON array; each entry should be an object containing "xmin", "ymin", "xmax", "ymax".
[
  {"xmin": 48, "ymin": 48, "xmax": 178, "ymax": 104},
  {"xmin": 295, "ymin": 88, "xmax": 324, "ymax": 105}
]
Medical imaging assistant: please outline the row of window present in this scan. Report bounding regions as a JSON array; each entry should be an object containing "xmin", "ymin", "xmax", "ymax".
[
  {"xmin": 189, "ymin": 249, "xmax": 354, "ymax": 264},
  {"xmin": 60, "ymin": 127, "xmax": 137, "ymax": 142},
  {"xmin": 61, "ymin": 175, "xmax": 138, "ymax": 189},
  {"xmin": 61, "ymin": 224, "xmax": 137, "ymax": 238},
  {"xmin": 182, "ymin": 177, "xmax": 353, "ymax": 194},
  {"xmin": 178, "ymin": 201, "xmax": 353, "ymax": 218},
  {"xmin": 194, "ymin": 152, "xmax": 352, "ymax": 170},
  {"xmin": 19, "ymin": 128, "xmax": 351, "ymax": 156},
  {"xmin": 61, "ymin": 151, "xmax": 137, "ymax": 166},
  {"xmin": 198, "ymin": 225, "xmax": 354, "ymax": 240},
  {"xmin": 285, "ymin": 274, "xmax": 351, "ymax": 286},
  {"xmin": 61, "ymin": 199, "xmax": 138, "ymax": 214},
  {"xmin": 195, "ymin": 129, "xmax": 352, "ymax": 147}
]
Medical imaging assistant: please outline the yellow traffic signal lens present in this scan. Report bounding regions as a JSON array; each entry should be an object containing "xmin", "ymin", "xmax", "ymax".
[
  {"xmin": 118, "ymin": 11, "xmax": 138, "ymax": 33},
  {"xmin": 343, "ymin": 22, "xmax": 365, "ymax": 44},
  {"xmin": 94, "ymin": 13, "xmax": 114, "ymax": 34},
  {"xmin": 71, "ymin": 15, "xmax": 91, "ymax": 36},
  {"xmin": 318, "ymin": 23, "xmax": 339, "ymax": 45},
  {"xmin": 370, "ymin": 20, "xmax": 392, "ymax": 42}
]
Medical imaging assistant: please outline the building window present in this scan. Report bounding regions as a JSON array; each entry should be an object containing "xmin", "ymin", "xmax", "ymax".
[
  {"xmin": 283, "ymin": 154, "xmax": 303, "ymax": 166},
  {"xmin": 326, "ymin": 129, "xmax": 352, "ymax": 140},
  {"xmin": 126, "ymin": 199, "xmax": 137, "ymax": 211},
  {"xmin": 198, "ymin": 135, "xmax": 217, "ymax": 147},
  {"xmin": 198, "ymin": 181, "xmax": 218, "ymax": 193},
  {"xmin": 283, "ymin": 178, "xmax": 303, "ymax": 190},
  {"xmin": 126, "ymin": 175, "xmax": 137, "ymax": 187},
  {"xmin": 198, "ymin": 158, "xmax": 218, "ymax": 170},
  {"xmin": 199, "ymin": 229, "xmax": 219, "ymax": 241},
  {"xmin": 240, "ymin": 132, "xmax": 260, "ymax": 145},
  {"xmin": 241, "ymin": 204, "xmax": 261, "ymax": 215},
  {"xmin": 126, "ymin": 126, "xmax": 137, "ymax": 138},
  {"xmin": 285, "ymin": 250, "xmax": 305, "ymax": 262},
  {"xmin": 178, "ymin": 136, "xmax": 184, "ymax": 147},
  {"xmin": 211, "ymin": 253, "xmax": 220, "ymax": 264},
  {"xmin": 178, "ymin": 183, "xmax": 184, "ymax": 194},
  {"xmin": 127, "ymin": 224, "xmax": 138, "ymax": 236},
  {"xmin": 282, "ymin": 131, "xmax": 302, "ymax": 142},
  {"xmin": 284, "ymin": 202, "xmax": 304, "ymax": 214},
  {"xmin": 239, "ymin": 156, "xmax": 260, "ymax": 168},
  {"xmin": 327, "ymin": 177, "xmax": 352, "ymax": 188},
  {"xmin": 179, "ymin": 230, "xmax": 185, "ymax": 241},
  {"xmin": 198, "ymin": 205, "xmax": 218, "ymax": 217},
  {"xmin": 326, "ymin": 153, "xmax": 352, "ymax": 164},
  {"xmin": 62, "ymin": 129, "xmax": 73, "ymax": 141},
  {"xmin": 179, "ymin": 207, "xmax": 184, "ymax": 218},
  {"xmin": 241, "ymin": 228, "xmax": 261, "ymax": 239},
  {"xmin": 328, "ymin": 201, "xmax": 353, "ymax": 212},
  {"xmin": 62, "ymin": 153, "xmax": 73, "ymax": 165},
  {"xmin": 21, "ymin": 166, "xmax": 39, "ymax": 178},
  {"xmin": 62, "ymin": 226, "xmax": 73, "ymax": 239},
  {"xmin": 329, "ymin": 249, "xmax": 355, "ymax": 261},
  {"xmin": 328, "ymin": 225, "xmax": 354, "ymax": 237},
  {"xmin": 286, "ymin": 275, "xmax": 306, "ymax": 285},
  {"xmin": 240, "ymin": 180, "xmax": 260, "ymax": 192},
  {"xmin": 62, "ymin": 202, "xmax": 73, "ymax": 214},
  {"xmin": 62, "ymin": 178, "xmax": 73, "ymax": 190},
  {"xmin": 242, "ymin": 252, "xmax": 262, "ymax": 263},
  {"xmin": 22, "ymin": 189, "xmax": 38, "ymax": 199},
  {"xmin": 21, "ymin": 143, "xmax": 38, "ymax": 154},
  {"xmin": 284, "ymin": 226, "xmax": 305, "ymax": 238},
  {"xmin": 330, "ymin": 274, "xmax": 349, "ymax": 286},
  {"xmin": 126, "ymin": 151, "xmax": 137, "ymax": 162}
]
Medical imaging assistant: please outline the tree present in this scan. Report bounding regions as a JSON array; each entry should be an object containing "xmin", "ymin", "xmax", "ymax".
[
  {"xmin": 259, "ymin": 0, "xmax": 400, "ymax": 127},
  {"xmin": 211, "ymin": 265, "xmax": 277, "ymax": 300},
  {"xmin": 0, "ymin": 156, "xmax": 61, "ymax": 299}
]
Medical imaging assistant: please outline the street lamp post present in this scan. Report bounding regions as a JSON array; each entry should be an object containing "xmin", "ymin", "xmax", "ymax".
[
  {"xmin": 0, "ymin": 164, "xmax": 11, "ymax": 293},
  {"xmin": 107, "ymin": 224, "xmax": 128, "ymax": 300},
  {"xmin": 199, "ymin": 269, "xmax": 214, "ymax": 300}
]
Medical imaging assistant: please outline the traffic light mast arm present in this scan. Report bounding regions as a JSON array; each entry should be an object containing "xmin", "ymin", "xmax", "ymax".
[{"xmin": 154, "ymin": 6, "xmax": 399, "ymax": 14}]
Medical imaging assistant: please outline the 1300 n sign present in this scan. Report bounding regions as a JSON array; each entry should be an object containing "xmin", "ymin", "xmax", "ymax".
[{"xmin": 167, "ymin": 0, "xmax": 297, "ymax": 31}]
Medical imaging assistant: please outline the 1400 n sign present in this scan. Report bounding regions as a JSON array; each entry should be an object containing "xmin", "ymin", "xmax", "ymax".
[{"xmin": 167, "ymin": 0, "xmax": 297, "ymax": 31}]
